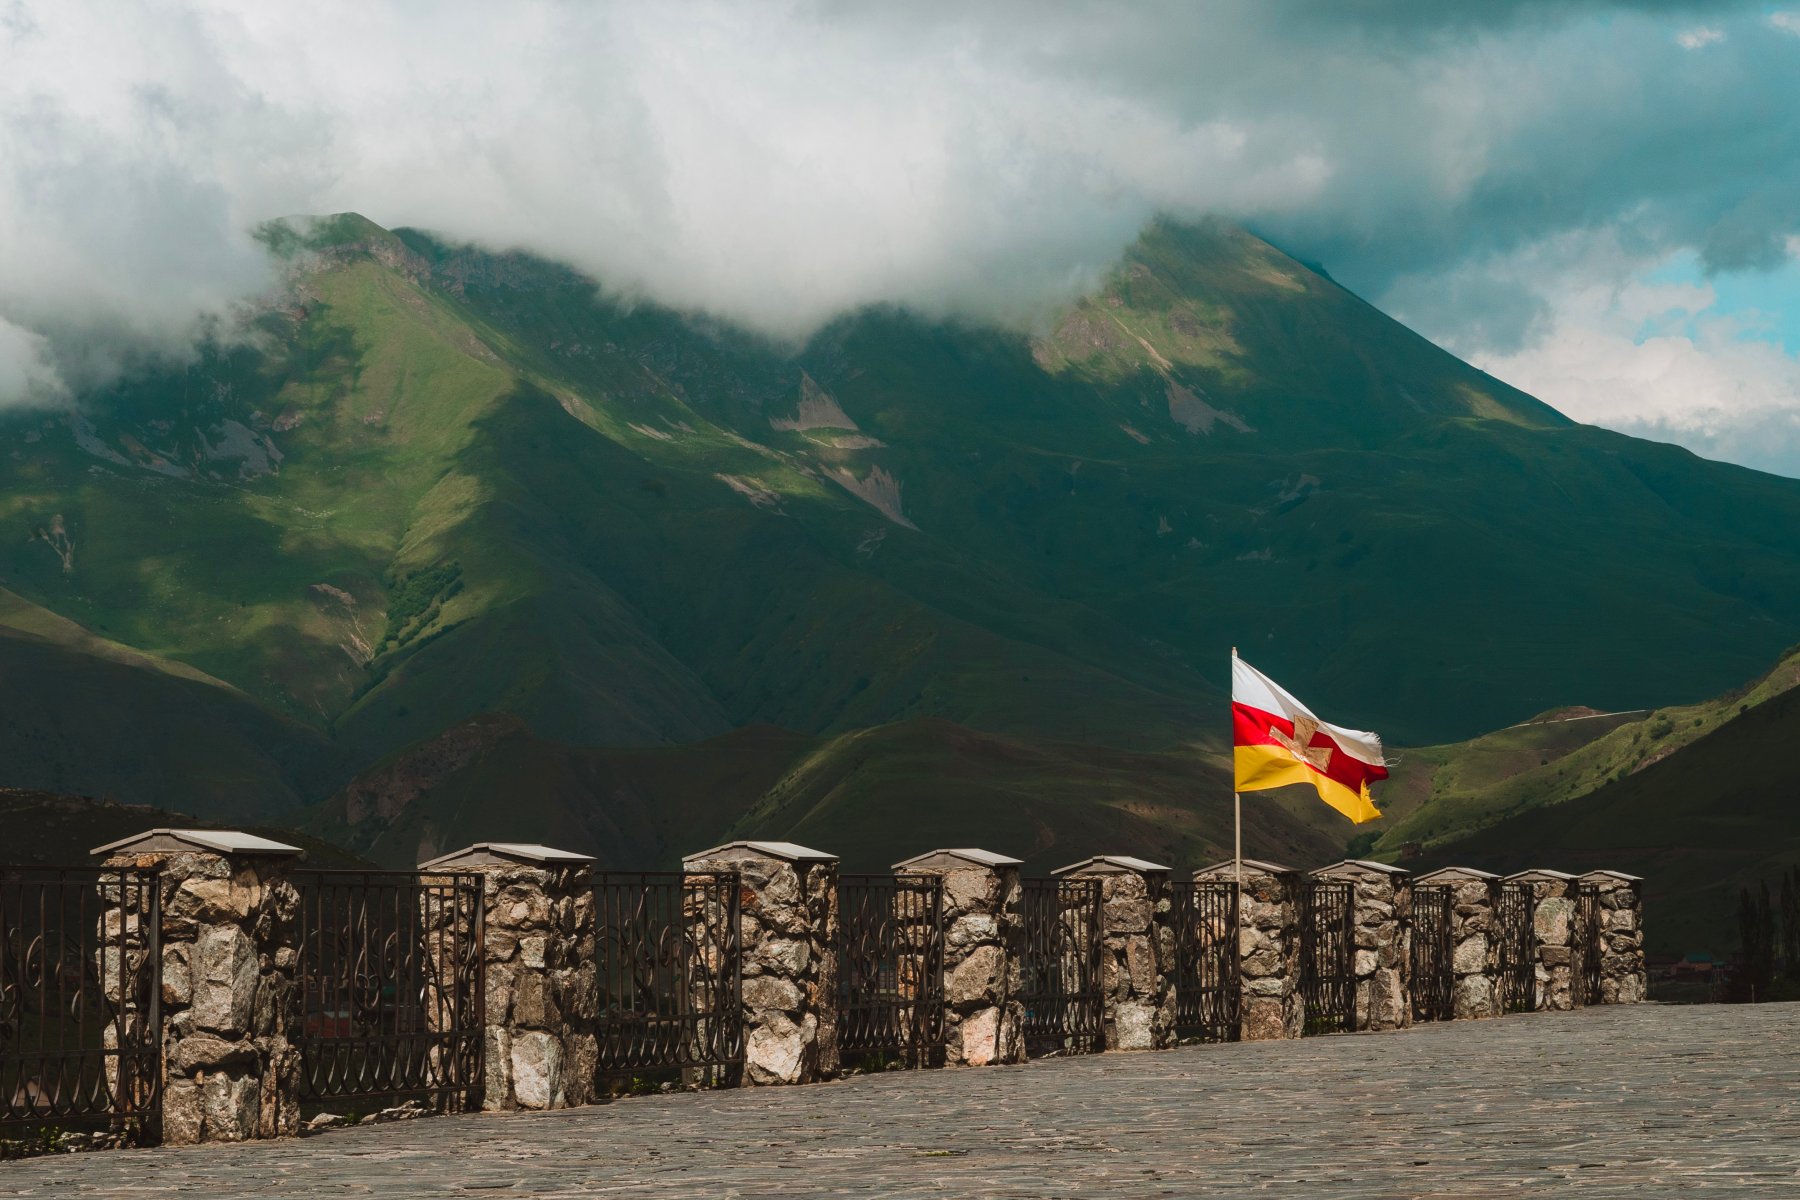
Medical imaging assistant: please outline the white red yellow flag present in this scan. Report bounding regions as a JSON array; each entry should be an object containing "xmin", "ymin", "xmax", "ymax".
[{"xmin": 1232, "ymin": 654, "xmax": 1387, "ymax": 824}]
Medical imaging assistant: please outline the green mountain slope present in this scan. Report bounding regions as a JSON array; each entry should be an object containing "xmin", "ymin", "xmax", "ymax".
[
  {"xmin": 1413, "ymin": 678, "xmax": 1800, "ymax": 960},
  {"xmin": 6, "ymin": 212, "xmax": 1800, "ymax": 842},
  {"xmin": 1351, "ymin": 644, "xmax": 1800, "ymax": 855},
  {"xmin": 304, "ymin": 714, "xmax": 1339, "ymax": 874}
]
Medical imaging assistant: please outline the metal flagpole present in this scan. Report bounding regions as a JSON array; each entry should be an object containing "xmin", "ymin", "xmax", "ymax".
[{"xmin": 1231, "ymin": 646, "xmax": 1241, "ymax": 888}]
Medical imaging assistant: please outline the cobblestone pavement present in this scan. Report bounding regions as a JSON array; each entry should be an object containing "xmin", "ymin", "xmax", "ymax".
[{"xmin": 4, "ymin": 1004, "xmax": 1797, "ymax": 1198}]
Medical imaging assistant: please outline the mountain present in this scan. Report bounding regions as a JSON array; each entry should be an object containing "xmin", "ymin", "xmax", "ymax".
[
  {"xmin": 1409, "ymin": 660, "xmax": 1800, "ymax": 960},
  {"xmin": 6, "ymin": 213, "xmax": 1800, "ymax": 870}
]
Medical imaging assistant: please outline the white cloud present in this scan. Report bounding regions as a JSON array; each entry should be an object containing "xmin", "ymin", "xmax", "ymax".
[
  {"xmin": 1677, "ymin": 26, "xmax": 1726, "ymax": 48},
  {"xmin": 1770, "ymin": 11, "xmax": 1800, "ymax": 36},
  {"xmin": 1406, "ymin": 236, "xmax": 1800, "ymax": 475},
  {"xmin": 0, "ymin": 0, "xmax": 1796, "ymax": 444}
]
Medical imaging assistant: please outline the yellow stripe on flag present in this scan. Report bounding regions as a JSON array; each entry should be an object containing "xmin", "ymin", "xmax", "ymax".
[{"xmin": 1233, "ymin": 744, "xmax": 1382, "ymax": 825}]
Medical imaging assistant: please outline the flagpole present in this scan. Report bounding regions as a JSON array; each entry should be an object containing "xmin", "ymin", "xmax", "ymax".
[{"xmin": 1231, "ymin": 646, "xmax": 1241, "ymax": 888}]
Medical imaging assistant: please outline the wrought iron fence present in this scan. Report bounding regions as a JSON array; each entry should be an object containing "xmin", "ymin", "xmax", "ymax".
[
  {"xmin": 1018, "ymin": 878, "xmax": 1103, "ymax": 1057},
  {"xmin": 1299, "ymin": 879, "xmax": 1354, "ymax": 1035},
  {"xmin": 1412, "ymin": 884, "xmax": 1454, "ymax": 1022},
  {"xmin": 293, "ymin": 871, "xmax": 484, "ymax": 1112},
  {"xmin": 0, "ymin": 867, "xmax": 162, "ymax": 1142},
  {"xmin": 1171, "ymin": 879, "xmax": 1239, "ymax": 1042},
  {"xmin": 837, "ymin": 875, "xmax": 944, "ymax": 1068},
  {"xmin": 1573, "ymin": 882, "xmax": 1603, "ymax": 1007},
  {"xmin": 1494, "ymin": 881, "xmax": 1537, "ymax": 1014},
  {"xmin": 592, "ymin": 872, "xmax": 743, "ymax": 1078}
]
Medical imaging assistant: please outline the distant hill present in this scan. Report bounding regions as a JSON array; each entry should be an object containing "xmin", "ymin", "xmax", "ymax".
[
  {"xmin": 305, "ymin": 714, "xmax": 1340, "ymax": 874},
  {"xmin": 1368, "ymin": 646, "xmax": 1800, "ymax": 959},
  {"xmin": 7, "ymin": 213, "xmax": 1800, "ymax": 868}
]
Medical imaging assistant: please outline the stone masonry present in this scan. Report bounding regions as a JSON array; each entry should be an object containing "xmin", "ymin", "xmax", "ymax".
[
  {"xmin": 418, "ymin": 844, "xmax": 598, "ymax": 1112},
  {"xmin": 894, "ymin": 850, "xmax": 1025, "ymax": 1067},
  {"xmin": 94, "ymin": 829, "xmax": 304, "ymax": 1146},
  {"xmin": 1312, "ymin": 860, "xmax": 1411, "ymax": 1032},
  {"xmin": 1195, "ymin": 859, "xmax": 1301, "ymax": 1041},
  {"xmin": 1582, "ymin": 870, "xmax": 1648, "ymax": 1004},
  {"xmin": 1509, "ymin": 870, "xmax": 1576, "ymax": 1012},
  {"xmin": 1415, "ymin": 867, "xmax": 1499, "ymax": 1020},
  {"xmin": 1053, "ymin": 857, "xmax": 1174, "ymax": 1051},
  {"xmin": 683, "ymin": 842, "xmax": 840, "ymax": 1086}
]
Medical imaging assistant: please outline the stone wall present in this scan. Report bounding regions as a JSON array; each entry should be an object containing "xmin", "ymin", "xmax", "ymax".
[
  {"xmin": 1198, "ymin": 862, "xmax": 1301, "ymax": 1041},
  {"xmin": 1058, "ymin": 859, "xmax": 1174, "ymax": 1051},
  {"xmin": 1316, "ymin": 863, "xmax": 1411, "ymax": 1032},
  {"xmin": 1442, "ymin": 877, "xmax": 1498, "ymax": 1020},
  {"xmin": 683, "ymin": 844, "xmax": 840, "ymax": 1085},
  {"xmin": 896, "ymin": 851, "xmax": 1025, "ymax": 1066},
  {"xmin": 1590, "ymin": 876, "xmax": 1647, "ymax": 1004},
  {"xmin": 1522, "ymin": 875, "xmax": 1576, "ymax": 1012},
  {"xmin": 458, "ymin": 862, "xmax": 597, "ymax": 1111},
  {"xmin": 103, "ymin": 849, "xmax": 300, "ymax": 1145}
]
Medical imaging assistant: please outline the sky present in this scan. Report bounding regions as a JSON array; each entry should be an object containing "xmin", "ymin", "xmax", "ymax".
[{"xmin": 1, "ymin": 0, "xmax": 1798, "ymax": 472}]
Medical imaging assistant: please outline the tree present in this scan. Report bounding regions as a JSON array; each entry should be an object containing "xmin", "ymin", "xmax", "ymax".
[
  {"xmin": 1731, "ymin": 884, "xmax": 1777, "ymax": 1002},
  {"xmin": 1781, "ymin": 867, "xmax": 1800, "ymax": 980}
]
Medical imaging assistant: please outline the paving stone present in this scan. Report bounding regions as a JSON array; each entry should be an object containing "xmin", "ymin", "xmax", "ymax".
[{"xmin": 2, "ymin": 1004, "xmax": 1796, "ymax": 1197}]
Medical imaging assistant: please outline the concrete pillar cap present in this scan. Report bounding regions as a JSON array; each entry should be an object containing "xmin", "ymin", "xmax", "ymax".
[
  {"xmin": 1052, "ymin": 855, "xmax": 1171, "ymax": 876},
  {"xmin": 90, "ymin": 828, "xmax": 303, "ymax": 858},
  {"xmin": 418, "ymin": 843, "xmax": 595, "ymax": 869}
]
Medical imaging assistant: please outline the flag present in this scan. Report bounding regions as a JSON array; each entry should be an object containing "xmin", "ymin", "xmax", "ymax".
[{"xmin": 1232, "ymin": 653, "xmax": 1387, "ymax": 824}]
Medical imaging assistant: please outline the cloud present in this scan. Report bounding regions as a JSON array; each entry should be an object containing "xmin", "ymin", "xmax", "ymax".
[
  {"xmin": 1397, "ymin": 231, "xmax": 1800, "ymax": 474},
  {"xmin": 1772, "ymin": 11, "xmax": 1800, "ymax": 36},
  {"xmin": 1676, "ymin": 26, "xmax": 1726, "ymax": 46},
  {"xmin": 0, "ymin": 0, "xmax": 1796, "ymax": 469}
]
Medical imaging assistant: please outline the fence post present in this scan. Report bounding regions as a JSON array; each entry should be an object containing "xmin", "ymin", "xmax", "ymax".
[
  {"xmin": 1194, "ymin": 859, "xmax": 1301, "ymax": 1041},
  {"xmin": 1579, "ymin": 870, "xmax": 1647, "ymax": 1004},
  {"xmin": 893, "ymin": 849, "xmax": 1026, "ymax": 1067},
  {"xmin": 91, "ymin": 829, "xmax": 304, "ymax": 1145},
  {"xmin": 1052, "ymin": 856, "xmax": 1174, "ymax": 1051},
  {"xmin": 682, "ymin": 841, "xmax": 839, "ymax": 1085},
  {"xmin": 418, "ymin": 844, "xmax": 596, "ymax": 1111},
  {"xmin": 1506, "ymin": 869, "xmax": 1576, "ymax": 1011},
  {"xmin": 1415, "ymin": 867, "xmax": 1499, "ymax": 1019},
  {"xmin": 1311, "ymin": 860, "xmax": 1412, "ymax": 1032}
]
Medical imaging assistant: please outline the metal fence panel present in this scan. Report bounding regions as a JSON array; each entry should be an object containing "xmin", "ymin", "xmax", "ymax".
[
  {"xmin": 837, "ymin": 875, "xmax": 944, "ymax": 1067},
  {"xmin": 1018, "ymin": 878, "xmax": 1103, "ymax": 1057},
  {"xmin": 1171, "ymin": 880, "xmax": 1239, "ymax": 1042},
  {"xmin": 1412, "ymin": 884, "xmax": 1454, "ymax": 1022},
  {"xmin": 1573, "ymin": 882, "xmax": 1603, "ymax": 1007},
  {"xmin": 294, "ymin": 871, "xmax": 484, "ymax": 1112},
  {"xmin": 0, "ymin": 867, "xmax": 162, "ymax": 1141},
  {"xmin": 1494, "ymin": 881, "xmax": 1537, "ymax": 1014},
  {"xmin": 1299, "ymin": 880, "xmax": 1354, "ymax": 1035},
  {"xmin": 593, "ymin": 872, "xmax": 742, "ymax": 1077}
]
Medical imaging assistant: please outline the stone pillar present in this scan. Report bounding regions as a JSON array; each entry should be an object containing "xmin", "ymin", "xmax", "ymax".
[
  {"xmin": 1195, "ymin": 859, "xmax": 1301, "ymax": 1041},
  {"xmin": 1415, "ymin": 868, "xmax": 1499, "ymax": 1019},
  {"xmin": 92, "ymin": 829, "xmax": 304, "ymax": 1146},
  {"xmin": 682, "ymin": 841, "xmax": 839, "ymax": 1085},
  {"xmin": 1311, "ymin": 860, "xmax": 1412, "ymax": 1032},
  {"xmin": 1053, "ymin": 856, "xmax": 1174, "ymax": 1051},
  {"xmin": 418, "ymin": 844, "xmax": 597, "ymax": 1111},
  {"xmin": 893, "ymin": 849, "xmax": 1025, "ymax": 1067},
  {"xmin": 1507, "ymin": 870, "xmax": 1576, "ymax": 1011},
  {"xmin": 1581, "ymin": 870, "xmax": 1647, "ymax": 1004}
]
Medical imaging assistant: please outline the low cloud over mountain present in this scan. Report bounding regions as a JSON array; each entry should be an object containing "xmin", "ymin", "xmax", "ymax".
[{"xmin": 2, "ymin": 0, "xmax": 1797, "ymax": 466}]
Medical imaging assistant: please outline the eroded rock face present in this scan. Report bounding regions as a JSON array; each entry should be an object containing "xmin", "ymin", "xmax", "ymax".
[
  {"xmin": 103, "ymin": 850, "xmax": 301, "ymax": 1146},
  {"xmin": 899, "ymin": 860, "xmax": 1023, "ymax": 1067}
]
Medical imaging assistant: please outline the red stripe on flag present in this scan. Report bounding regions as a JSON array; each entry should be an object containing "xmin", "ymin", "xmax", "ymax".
[{"xmin": 1232, "ymin": 702, "xmax": 1389, "ymax": 793}]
